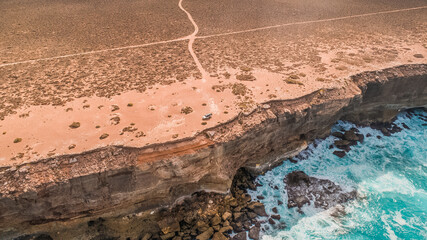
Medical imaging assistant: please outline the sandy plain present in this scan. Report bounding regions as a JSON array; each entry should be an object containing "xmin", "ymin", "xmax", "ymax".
[{"xmin": 0, "ymin": 0, "xmax": 426, "ymax": 165}]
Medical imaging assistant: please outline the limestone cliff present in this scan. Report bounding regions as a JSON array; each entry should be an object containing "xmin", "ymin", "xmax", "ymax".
[{"xmin": 0, "ymin": 64, "xmax": 426, "ymax": 238}]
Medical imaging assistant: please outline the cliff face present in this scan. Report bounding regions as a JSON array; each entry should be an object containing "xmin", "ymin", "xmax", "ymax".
[{"xmin": 0, "ymin": 64, "xmax": 426, "ymax": 237}]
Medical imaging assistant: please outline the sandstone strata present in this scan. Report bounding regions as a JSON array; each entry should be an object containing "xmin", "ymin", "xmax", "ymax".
[{"xmin": 0, "ymin": 64, "xmax": 426, "ymax": 238}]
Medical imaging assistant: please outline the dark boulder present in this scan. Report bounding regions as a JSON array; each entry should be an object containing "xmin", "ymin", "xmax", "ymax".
[
  {"xmin": 248, "ymin": 226, "xmax": 260, "ymax": 240},
  {"xmin": 284, "ymin": 171, "xmax": 356, "ymax": 210},
  {"xmin": 344, "ymin": 130, "xmax": 359, "ymax": 141},
  {"xmin": 286, "ymin": 171, "xmax": 310, "ymax": 185},
  {"xmin": 332, "ymin": 132, "xmax": 344, "ymax": 139},
  {"xmin": 333, "ymin": 151, "xmax": 346, "ymax": 158},
  {"xmin": 334, "ymin": 140, "xmax": 351, "ymax": 148},
  {"xmin": 248, "ymin": 202, "xmax": 268, "ymax": 217}
]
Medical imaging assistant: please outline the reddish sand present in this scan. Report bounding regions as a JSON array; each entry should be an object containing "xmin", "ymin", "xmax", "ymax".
[{"xmin": 0, "ymin": 0, "xmax": 426, "ymax": 166}]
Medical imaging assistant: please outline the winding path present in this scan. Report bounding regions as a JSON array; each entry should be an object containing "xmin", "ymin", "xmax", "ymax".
[
  {"xmin": 178, "ymin": 0, "xmax": 208, "ymax": 80},
  {"xmin": 0, "ymin": 5, "xmax": 426, "ymax": 68}
]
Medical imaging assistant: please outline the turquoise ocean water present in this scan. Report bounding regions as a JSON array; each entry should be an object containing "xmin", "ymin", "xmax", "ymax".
[{"xmin": 248, "ymin": 110, "xmax": 427, "ymax": 240}]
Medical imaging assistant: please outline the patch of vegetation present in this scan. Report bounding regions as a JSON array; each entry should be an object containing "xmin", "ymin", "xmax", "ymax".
[
  {"xmin": 223, "ymin": 72, "xmax": 231, "ymax": 79},
  {"xmin": 362, "ymin": 56, "xmax": 374, "ymax": 63},
  {"xmin": 13, "ymin": 138, "xmax": 22, "ymax": 143},
  {"xmin": 316, "ymin": 77, "xmax": 331, "ymax": 82},
  {"xmin": 335, "ymin": 66, "xmax": 347, "ymax": 71},
  {"xmin": 19, "ymin": 113, "xmax": 29, "ymax": 118},
  {"xmin": 212, "ymin": 85, "xmax": 228, "ymax": 92},
  {"xmin": 69, "ymin": 122, "xmax": 81, "ymax": 129},
  {"xmin": 181, "ymin": 106, "xmax": 193, "ymax": 114},
  {"xmin": 232, "ymin": 83, "xmax": 248, "ymax": 96},
  {"xmin": 127, "ymin": 103, "xmax": 133, "ymax": 107},
  {"xmin": 110, "ymin": 116, "xmax": 121, "ymax": 125},
  {"xmin": 99, "ymin": 133, "xmax": 109, "ymax": 140},
  {"xmin": 135, "ymin": 131, "xmax": 145, "ymax": 138},
  {"xmin": 121, "ymin": 126, "xmax": 138, "ymax": 134},
  {"xmin": 238, "ymin": 100, "xmax": 255, "ymax": 111},
  {"xmin": 111, "ymin": 105, "xmax": 120, "ymax": 112},
  {"xmin": 236, "ymin": 74, "xmax": 256, "ymax": 81},
  {"xmin": 240, "ymin": 66, "xmax": 253, "ymax": 72}
]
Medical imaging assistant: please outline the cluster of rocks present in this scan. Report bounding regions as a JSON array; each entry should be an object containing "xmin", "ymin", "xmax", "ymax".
[
  {"xmin": 284, "ymin": 171, "xmax": 356, "ymax": 211},
  {"xmin": 331, "ymin": 109, "xmax": 427, "ymax": 158},
  {"xmin": 331, "ymin": 128, "xmax": 364, "ymax": 158},
  {"xmin": 140, "ymin": 169, "xmax": 268, "ymax": 240},
  {"xmin": 368, "ymin": 122, "xmax": 403, "ymax": 137}
]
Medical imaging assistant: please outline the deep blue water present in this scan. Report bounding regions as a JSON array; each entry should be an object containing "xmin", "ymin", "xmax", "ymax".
[{"xmin": 248, "ymin": 110, "xmax": 427, "ymax": 240}]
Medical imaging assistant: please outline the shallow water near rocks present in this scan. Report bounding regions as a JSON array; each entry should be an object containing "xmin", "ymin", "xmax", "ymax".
[{"xmin": 249, "ymin": 110, "xmax": 427, "ymax": 240}]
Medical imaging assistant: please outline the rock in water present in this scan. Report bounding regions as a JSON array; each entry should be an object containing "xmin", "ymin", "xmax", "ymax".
[
  {"xmin": 286, "ymin": 171, "xmax": 310, "ymax": 185},
  {"xmin": 333, "ymin": 150, "xmax": 346, "ymax": 158},
  {"xmin": 248, "ymin": 226, "xmax": 260, "ymax": 240},
  {"xmin": 344, "ymin": 130, "xmax": 359, "ymax": 141},
  {"xmin": 284, "ymin": 171, "xmax": 356, "ymax": 209}
]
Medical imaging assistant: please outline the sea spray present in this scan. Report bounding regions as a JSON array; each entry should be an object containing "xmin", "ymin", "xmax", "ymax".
[{"xmin": 249, "ymin": 110, "xmax": 427, "ymax": 239}]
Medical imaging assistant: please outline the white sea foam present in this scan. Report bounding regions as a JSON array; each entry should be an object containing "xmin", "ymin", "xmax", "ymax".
[{"xmin": 252, "ymin": 110, "xmax": 427, "ymax": 240}]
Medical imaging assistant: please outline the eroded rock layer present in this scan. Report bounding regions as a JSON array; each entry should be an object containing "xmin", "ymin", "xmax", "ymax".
[{"xmin": 0, "ymin": 64, "xmax": 426, "ymax": 238}]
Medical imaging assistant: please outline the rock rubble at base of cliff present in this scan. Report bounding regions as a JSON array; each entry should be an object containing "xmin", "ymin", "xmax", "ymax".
[{"xmin": 142, "ymin": 169, "xmax": 265, "ymax": 240}]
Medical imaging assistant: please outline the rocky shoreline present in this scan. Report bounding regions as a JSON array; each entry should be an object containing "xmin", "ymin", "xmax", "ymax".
[
  {"xmin": 124, "ymin": 109, "xmax": 426, "ymax": 240},
  {"xmin": 18, "ymin": 108, "xmax": 426, "ymax": 240},
  {"xmin": 1, "ymin": 64, "xmax": 426, "ymax": 239}
]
